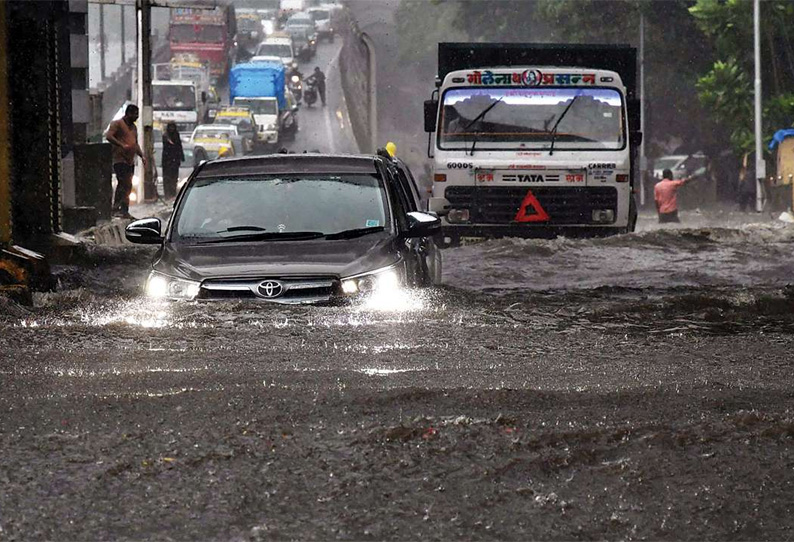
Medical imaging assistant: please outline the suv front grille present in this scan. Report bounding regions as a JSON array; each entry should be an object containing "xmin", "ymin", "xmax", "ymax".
[{"xmin": 198, "ymin": 276, "xmax": 339, "ymax": 303}]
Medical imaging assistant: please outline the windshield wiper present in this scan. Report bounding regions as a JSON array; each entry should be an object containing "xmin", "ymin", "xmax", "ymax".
[
  {"xmin": 325, "ymin": 226, "xmax": 385, "ymax": 240},
  {"xmin": 197, "ymin": 231, "xmax": 325, "ymax": 244},
  {"xmin": 464, "ymin": 97, "xmax": 503, "ymax": 156},
  {"xmin": 219, "ymin": 225, "xmax": 267, "ymax": 233},
  {"xmin": 548, "ymin": 94, "xmax": 579, "ymax": 156}
]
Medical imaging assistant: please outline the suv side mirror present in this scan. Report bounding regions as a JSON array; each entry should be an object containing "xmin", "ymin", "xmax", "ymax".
[
  {"xmin": 125, "ymin": 217, "xmax": 164, "ymax": 244},
  {"xmin": 424, "ymin": 100, "xmax": 438, "ymax": 133},
  {"xmin": 404, "ymin": 211, "xmax": 441, "ymax": 238}
]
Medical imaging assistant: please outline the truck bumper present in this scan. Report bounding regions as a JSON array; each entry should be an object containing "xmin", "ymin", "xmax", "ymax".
[
  {"xmin": 429, "ymin": 184, "xmax": 629, "ymax": 239},
  {"xmin": 437, "ymin": 224, "xmax": 625, "ymax": 240},
  {"xmin": 257, "ymin": 131, "xmax": 279, "ymax": 144}
]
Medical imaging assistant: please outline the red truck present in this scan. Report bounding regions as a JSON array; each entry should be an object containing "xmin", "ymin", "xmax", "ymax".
[{"xmin": 169, "ymin": 5, "xmax": 237, "ymax": 84}]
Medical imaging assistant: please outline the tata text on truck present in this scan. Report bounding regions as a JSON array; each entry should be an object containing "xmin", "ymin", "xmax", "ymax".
[
  {"xmin": 169, "ymin": 5, "xmax": 236, "ymax": 84},
  {"xmin": 425, "ymin": 43, "xmax": 642, "ymax": 242},
  {"xmin": 230, "ymin": 61, "xmax": 289, "ymax": 147}
]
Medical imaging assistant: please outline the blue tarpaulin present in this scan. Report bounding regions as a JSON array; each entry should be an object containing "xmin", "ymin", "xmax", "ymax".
[
  {"xmin": 768, "ymin": 129, "xmax": 794, "ymax": 151},
  {"xmin": 229, "ymin": 61, "xmax": 286, "ymax": 110}
]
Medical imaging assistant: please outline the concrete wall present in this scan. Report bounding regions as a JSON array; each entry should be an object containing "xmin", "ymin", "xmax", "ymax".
[{"xmin": 338, "ymin": 10, "xmax": 372, "ymax": 153}]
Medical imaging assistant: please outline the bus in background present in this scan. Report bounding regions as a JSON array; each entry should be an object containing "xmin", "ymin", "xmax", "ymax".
[{"xmin": 169, "ymin": 4, "xmax": 236, "ymax": 84}]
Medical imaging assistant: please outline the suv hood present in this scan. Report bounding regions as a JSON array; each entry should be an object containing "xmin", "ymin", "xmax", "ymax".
[{"xmin": 155, "ymin": 234, "xmax": 399, "ymax": 281}]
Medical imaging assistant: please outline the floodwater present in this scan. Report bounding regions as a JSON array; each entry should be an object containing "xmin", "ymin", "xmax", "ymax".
[{"xmin": 2, "ymin": 210, "xmax": 794, "ymax": 540}]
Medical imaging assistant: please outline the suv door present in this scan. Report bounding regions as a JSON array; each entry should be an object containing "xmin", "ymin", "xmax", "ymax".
[{"xmin": 388, "ymin": 161, "xmax": 440, "ymax": 286}]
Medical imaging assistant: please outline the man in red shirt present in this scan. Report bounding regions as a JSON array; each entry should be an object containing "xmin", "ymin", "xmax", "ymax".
[
  {"xmin": 106, "ymin": 104, "xmax": 146, "ymax": 219},
  {"xmin": 654, "ymin": 168, "xmax": 692, "ymax": 223}
]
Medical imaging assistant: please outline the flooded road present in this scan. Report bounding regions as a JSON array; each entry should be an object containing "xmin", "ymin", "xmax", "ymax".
[{"xmin": 2, "ymin": 213, "xmax": 794, "ymax": 540}]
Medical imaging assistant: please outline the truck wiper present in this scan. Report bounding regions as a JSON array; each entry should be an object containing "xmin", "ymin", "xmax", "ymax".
[
  {"xmin": 548, "ymin": 95, "xmax": 579, "ymax": 156},
  {"xmin": 198, "ymin": 231, "xmax": 325, "ymax": 244},
  {"xmin": 464, "ymin": 97, "xmax": 503, "ymax": 156},
  {"xmin": 325, "ymin": 226, "xmax": 385, "ymax": 240}
]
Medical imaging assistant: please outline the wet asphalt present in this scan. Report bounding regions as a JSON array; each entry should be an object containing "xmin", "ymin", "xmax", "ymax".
[{"xmin": 2, "ymin": 211, "xmax": 794, "ymax": 540}]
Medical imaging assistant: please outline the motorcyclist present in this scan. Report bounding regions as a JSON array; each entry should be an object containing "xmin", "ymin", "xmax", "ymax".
[
  {"xmin": 286, "ymin": 66, "xmax": 303, "ymax": 101},
  {"xmin": 305, "ymin": 67, "xmax": 326, "ymax": 106}
]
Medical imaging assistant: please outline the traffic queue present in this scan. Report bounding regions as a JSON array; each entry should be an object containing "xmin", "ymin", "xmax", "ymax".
[{"xmin": 142, "ymin": 1, "xmax": 341, "ymax": 199}]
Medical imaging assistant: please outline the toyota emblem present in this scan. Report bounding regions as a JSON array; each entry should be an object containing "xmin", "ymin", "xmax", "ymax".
[{"xmin": 257, "ymin": 280, "xmax": 284, "ymax": 298}]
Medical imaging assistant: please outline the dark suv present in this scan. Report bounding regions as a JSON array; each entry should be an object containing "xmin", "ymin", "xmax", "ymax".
[{"xmin": 125, "ymin": 153, "xmax": 442, "ymax": 304}]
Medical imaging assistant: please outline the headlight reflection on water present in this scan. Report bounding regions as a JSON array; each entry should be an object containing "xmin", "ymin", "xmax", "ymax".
[{"xmin": 78, "ymin": 299, "xmax": 172, "ymax": 328}]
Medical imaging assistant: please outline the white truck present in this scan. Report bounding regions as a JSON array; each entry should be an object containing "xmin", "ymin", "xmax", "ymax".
[
  {"xmin": 152, "ymin": 80, "xmax": 199, "ymax": 142},
  {"xmin": 425, "ymin": 43, "xmax": 642, "ymax": 243}
]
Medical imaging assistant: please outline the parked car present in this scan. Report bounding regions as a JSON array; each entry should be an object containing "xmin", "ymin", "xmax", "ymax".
[
  {"xmin": 653, "ymin": 152, "xmax": 707, "ymax": 180},
  {"xmin": 125, "ymin": 152, "xmax": 443, "ymax": 304}
]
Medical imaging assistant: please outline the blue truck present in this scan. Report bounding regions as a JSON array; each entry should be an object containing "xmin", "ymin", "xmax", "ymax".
[{"xmin": 229, "ymin": 60, "xmax": 297, "ymax": 145}]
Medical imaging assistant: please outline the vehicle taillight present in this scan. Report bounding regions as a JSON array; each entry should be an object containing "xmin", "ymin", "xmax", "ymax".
[
  {"xmin": 434, "ymin": 174, "xmax": 446, "ymax": 182},
  {"xmin": 616, "ymin": 174, "xmax": 629, "ymax": 182}
]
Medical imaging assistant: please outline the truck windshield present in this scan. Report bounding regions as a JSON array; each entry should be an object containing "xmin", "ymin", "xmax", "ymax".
[
  {"xmin": 233, "ymin": 99, "xmax": 278, "ymax": 115},
  {"xmin": 153, "ymin": 85, "xmax": 196, "ymax": 111},
  {"xmin": 170, "ymin": 24, "xmax": 224, "ymax": 43},
  {"xmin": 171, "ymin": 67, "xmax": 205, "ymax": 84},
  {"xmin": 439, "ymin": 87, "xmax": 624, "ymax": 151},
  {"xmin": 256, "ymin": 43, "xmax": 292, "ymax": 58}
]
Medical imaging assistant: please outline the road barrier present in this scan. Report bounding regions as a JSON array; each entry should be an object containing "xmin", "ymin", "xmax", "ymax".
[{"xmin": 339, "ymin": 10, "xmax": 374, "ymax": 153}]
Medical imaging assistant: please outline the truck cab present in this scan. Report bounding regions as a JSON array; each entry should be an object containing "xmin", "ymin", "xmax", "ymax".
[
  {"xmin": 425, "ymin": 43, "xmax": 641, "ymax": 242},
  {"xmin": 232, "ymin": 97, "xmax": 281, "ymax": 145},
  {"xmin": 152, "ymin": 80, "xmax": 199, "ymax": 142}
]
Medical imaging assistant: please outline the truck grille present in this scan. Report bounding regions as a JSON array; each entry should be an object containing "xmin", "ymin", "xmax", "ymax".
[
  {"xmin": 197, "ymin": 276, "xmax": 339, "ymax": 304},
  {"xmin": 445, "ymin": 186, "xmax": 618, "ymax": 225}
]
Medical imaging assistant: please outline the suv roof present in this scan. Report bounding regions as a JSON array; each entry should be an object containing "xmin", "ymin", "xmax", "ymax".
[{"xmin": 195, "ymin": 154, "xmax": 381, "ymax": 179}]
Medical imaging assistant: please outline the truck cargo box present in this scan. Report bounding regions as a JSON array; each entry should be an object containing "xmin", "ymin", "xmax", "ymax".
[{"xmin": 229, "ymin": 61, "xmax": 287, "ymax": 110}]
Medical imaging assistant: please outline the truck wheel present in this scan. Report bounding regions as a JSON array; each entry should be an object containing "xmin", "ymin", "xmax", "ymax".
[
  {"xmin": 628, "ymin": 195, "xmax": 638, "ymax": 233},
  {"xmin": 619, "ymin": 196, "xmax": 638, "ymax": 234}
]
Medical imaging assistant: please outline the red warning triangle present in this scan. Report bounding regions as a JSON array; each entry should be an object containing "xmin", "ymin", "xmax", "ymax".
[{"xmin": 514, "ymin": 190, "xmax": 550, "ymax": 222}]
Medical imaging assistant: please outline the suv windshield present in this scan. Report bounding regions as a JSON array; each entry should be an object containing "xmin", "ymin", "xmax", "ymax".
[
  {"xmin": 439, "ymin": 87, "xmax": 625, "ymax": 151},
  {"xmin": 174, "ymin": 175, "xmax": 390, "ymax": 241}
]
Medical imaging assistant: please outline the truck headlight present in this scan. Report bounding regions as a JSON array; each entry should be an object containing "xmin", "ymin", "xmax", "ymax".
[
  {"xmin": 591, "ymin": 209, "xmax": 615, "ymax": 224},
  {"xmin": 146, "ymin": 271, "xmax": 200, "ymax": 300},
  {"xmin": 341, "ymin": 264, "xmax": 402, "ymax": 296},
  {"xmin": 447, "ymin": 209, "xmax": 470, "ymax": 223}
]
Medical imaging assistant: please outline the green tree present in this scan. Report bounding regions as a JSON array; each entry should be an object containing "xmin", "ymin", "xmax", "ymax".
[{"xmin": 691, "ymin": 0, "xmax": 794, "ymax": 154}]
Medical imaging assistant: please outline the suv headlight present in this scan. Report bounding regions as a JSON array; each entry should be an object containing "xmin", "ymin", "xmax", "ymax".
[
  {"xmin": 341, "ymin": 263, "xmax": 402, "ymax": 296},
  {"xmin": 146, "ymin": 271, "xmax": 201, "ymax": 300}
]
